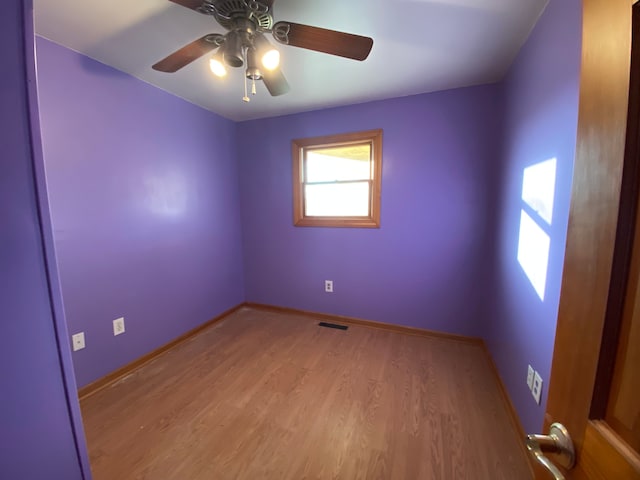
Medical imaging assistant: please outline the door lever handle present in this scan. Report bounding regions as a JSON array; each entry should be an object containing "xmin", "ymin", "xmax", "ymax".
[{"xmin": 526, "ymin": 423, "xmax": 575, "ymax": 480}]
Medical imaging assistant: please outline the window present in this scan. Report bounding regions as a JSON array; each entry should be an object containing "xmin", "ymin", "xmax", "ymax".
[{"xmin": 292, "ymin": 129, "xmax": 383, "ymax": 228}]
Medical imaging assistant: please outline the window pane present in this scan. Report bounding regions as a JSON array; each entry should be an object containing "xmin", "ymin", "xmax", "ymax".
[
  {"xmin": 306, "ymin": 144, "xmax": 371, "ymax": 182},
  {"xmin": 305, "ymin": 182, "xmax": 370, "ymax": 217}
]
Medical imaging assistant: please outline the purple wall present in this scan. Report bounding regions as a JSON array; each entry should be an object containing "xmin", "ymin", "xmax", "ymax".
[
  {"xmin": 36, "ymin": 37, "xmax": 245, "ymax": 388},
  {"xmin": 26, "ymin": 0, "xmax": 581, "ymax": 444},
  {"xmin": 237, "ymin": 86, "xmax": 501, "ymax": 336},
  {"xmin": 0, "ymin": 1, "xmax": 86, "ymax": 478},
  {"xmin": 484, "ymin": 0, "xmax": 582, "ymax": 433}
]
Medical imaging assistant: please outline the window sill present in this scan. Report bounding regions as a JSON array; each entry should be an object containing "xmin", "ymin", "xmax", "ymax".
[{"xmin": 294, "ymin": 216, "xmax": 380, "ymax": 228}]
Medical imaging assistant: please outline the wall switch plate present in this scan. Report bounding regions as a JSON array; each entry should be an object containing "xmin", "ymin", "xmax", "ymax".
[
  {"xmin": 72, "ymin": 332, "xmax": 85, "ymax": 351},
  {"xmin": 325, "ymin": 280, "xmax": 333, "ymax": 293},
  {"xmin": 113, "ymin": 317, "xmax": 125, "ymax": 336},
  {"xmin": 532, "ymin": 371, "xmax": 543, "ymax": 405},
  {"xmin": 527, "ymin": 365, "xmax": 535, "ymax": 390}
]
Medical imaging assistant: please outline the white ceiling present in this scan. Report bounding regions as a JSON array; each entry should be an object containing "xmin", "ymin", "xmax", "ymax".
[{"xmin": 34, "ymin": 0, "xmax": 548, "ymax": 121}]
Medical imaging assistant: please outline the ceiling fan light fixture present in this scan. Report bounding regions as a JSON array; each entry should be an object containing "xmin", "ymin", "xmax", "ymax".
[
  {"xmin": 253, "ymin": 33, "xmax": 280, "ymax": 71},
  {"xmin": 209, "ymin": 48, "xmax": 227, "ymax": 77},
  {"xmin": 223, "ymin": 31, "xmax": 244, "ymax": 68},
  {"xmin": 209, "ymin": 57, "xmax": 227, "ymax": 77},
  {"xmin": 245, "ymin": 47, "xmax": 262, "ymax": 80},
  {"xmin": 261, "ymin": 48, "xmax": 280, "ymax": 71}
]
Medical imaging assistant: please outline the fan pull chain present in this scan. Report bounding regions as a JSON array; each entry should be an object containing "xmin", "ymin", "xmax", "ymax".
[
  {"xmin": 251, "ymin": 78, "xmax": 256, "ymax": 95},
  {"xmin": 243, "ymin": 74, "xmax": 250, "ymax": 103},
  {"xmin": 242, "ymin": 46, "xmax": 250, "ymax": 103}
]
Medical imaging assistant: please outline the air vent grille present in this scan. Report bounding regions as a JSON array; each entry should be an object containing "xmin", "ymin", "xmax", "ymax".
[{"xmin": 318, "ymin": 322, "xmax": 349, "ymax": 331}]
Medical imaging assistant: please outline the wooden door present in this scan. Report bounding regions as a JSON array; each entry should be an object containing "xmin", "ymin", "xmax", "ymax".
[{"xmin": 539, "ymin": 0, "xmax": 640, "ymax": 478}]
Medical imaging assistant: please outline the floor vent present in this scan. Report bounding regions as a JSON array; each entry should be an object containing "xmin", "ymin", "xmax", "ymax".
[{"xmin": 318, "ymin": 322, "xmax": 348, "ymax": 330}]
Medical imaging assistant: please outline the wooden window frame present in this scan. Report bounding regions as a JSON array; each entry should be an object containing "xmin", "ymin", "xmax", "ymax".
[{"xmin": 292, "ymin": 129, "xmax": 383, "ymax": 228}]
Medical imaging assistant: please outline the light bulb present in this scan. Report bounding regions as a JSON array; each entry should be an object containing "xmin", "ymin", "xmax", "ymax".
[
  {"xmin": 261, "ymin": 49, "xmax": 280, "ymax": 71},
  {"xmin": 209, "ymin": 57, "xmax": 227, "ymax": 77}
]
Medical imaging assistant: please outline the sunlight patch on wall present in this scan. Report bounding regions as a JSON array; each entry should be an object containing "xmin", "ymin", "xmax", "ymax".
[
  {"xmin": 517, "ymin": 210, "xmax": 551, "ymax": 300},
  {"xmin": 522, "ymin": 158, "xmax": 556, "ymax": 225},
  {"xmin": 517, "ymin": 158, "xmax": 557, "ymax": 301}
]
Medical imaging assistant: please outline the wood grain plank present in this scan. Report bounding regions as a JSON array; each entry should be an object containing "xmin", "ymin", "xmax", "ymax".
[
  {"xmin": 80, "ymin": 307, "xmax": 532, "ymax": 479},
  {"xmin": 78, "ymin": 303, "xmax": 244, "ymax": 400},
  {"xmin": 246, "ymin": 302, "xmax": 484, "ymax": 344}
]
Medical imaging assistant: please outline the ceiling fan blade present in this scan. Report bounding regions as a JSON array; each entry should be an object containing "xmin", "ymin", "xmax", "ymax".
[
  {"xmin": 152, "ymin": 34, "xmax": 222, "ymax": 73},
  {"xmin": 262, "ymin": 68, "xmax": 290, "ymax": 96},
  {"xmin": 169, "ymin": 0, "xmax": 204, "ymax": 11},
  {"xmin": 272, "ymin": 21, "xmax": 373, "ymax": 61}
]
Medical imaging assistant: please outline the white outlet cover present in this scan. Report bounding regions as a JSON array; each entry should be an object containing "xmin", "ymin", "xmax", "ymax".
[
  {"xmin": 113, "ymin": 317, "xmax": 125, "ymax": 336},
  {"xmin": 325, "ymin": 280, "xmax": 333, "ymax": 293},
  {"xmin": 532, "ymin": 371, "xmax": 543, "ymax": 405},
  {"xmin": 72, "ymin": 332, "xmax": 85, "ymax": 351},
  {"xmin": 527, "ymin": 365, "xmax": 535, "ymax": 390}
]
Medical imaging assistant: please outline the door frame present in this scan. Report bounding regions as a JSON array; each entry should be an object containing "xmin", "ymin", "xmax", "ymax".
[
  {"xmin": 21, "ymin": 0, "xmax": 92, "ymax": 478},
  {"xmin": 545, "ymin": 0, "xmax": 639, "ymax": 477}
]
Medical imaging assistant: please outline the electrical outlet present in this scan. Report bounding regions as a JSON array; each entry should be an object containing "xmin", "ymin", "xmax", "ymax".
[
  {"xmin": 113, "ymin": 317, "xmax": 125, "ymax": 336},
  {"xmin": 325, "ymin": 280, "xmax": 333, "ymax": 293},
  {"xmin": 532, "ymin": 371, "xmax": 543, "ymax": 405},
  {"xmin": 72, "ymin": 332, "xmax": 85, "ymax": 351},
  {"xmin": 527, "ymin": 365, "xmax": 535, "ymax": 390}
]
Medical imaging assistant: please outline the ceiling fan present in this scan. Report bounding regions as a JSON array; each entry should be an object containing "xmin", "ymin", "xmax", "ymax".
[{"xmin": 152, "ymin": 0, "xmax": 374, "ymax": 101}]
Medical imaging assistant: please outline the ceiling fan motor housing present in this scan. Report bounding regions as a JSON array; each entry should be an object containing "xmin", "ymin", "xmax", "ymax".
[{"xmin": 203, "ymin": 0, "xmax": 273, "ymax": 31}]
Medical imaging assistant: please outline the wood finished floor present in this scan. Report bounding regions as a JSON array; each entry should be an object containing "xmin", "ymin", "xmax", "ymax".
[{"xmin": 80, "ymin": 307, "xmax": 533, "ymax": 479}]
